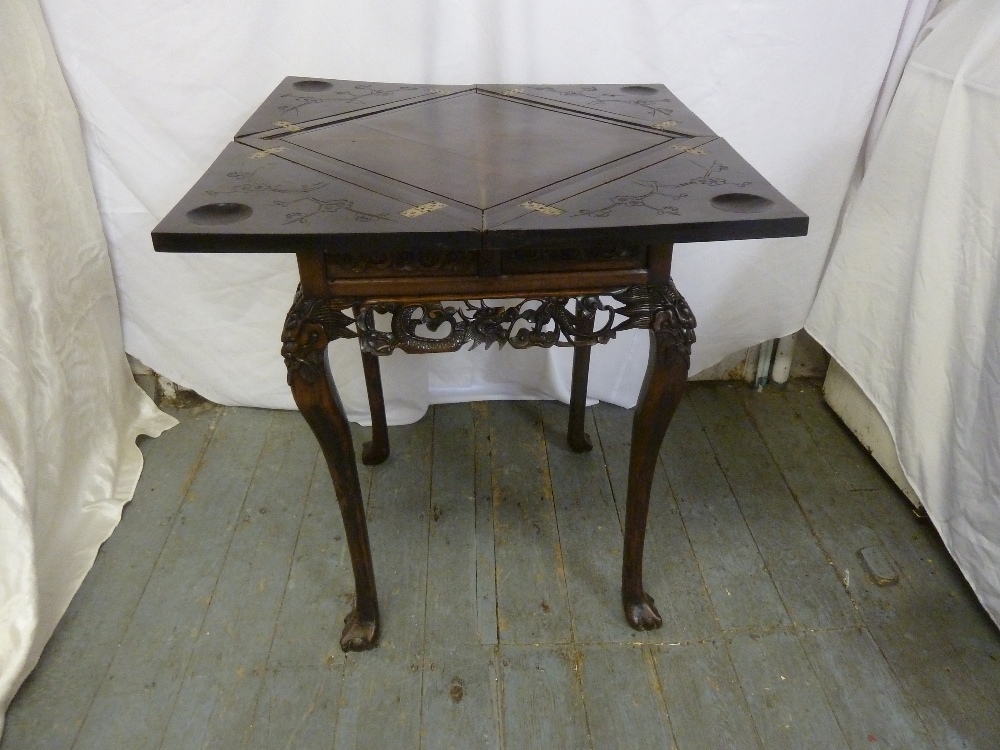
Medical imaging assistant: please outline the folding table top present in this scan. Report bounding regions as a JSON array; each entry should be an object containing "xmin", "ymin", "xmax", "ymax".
[{"xmin": 152, "ymin": 79, "xmax": 807, "ymax": 257}]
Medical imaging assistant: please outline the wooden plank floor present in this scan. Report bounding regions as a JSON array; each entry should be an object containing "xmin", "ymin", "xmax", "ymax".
[{"xmin": 4, "ymin": 383, "xmax": 999, "ymax": 749}]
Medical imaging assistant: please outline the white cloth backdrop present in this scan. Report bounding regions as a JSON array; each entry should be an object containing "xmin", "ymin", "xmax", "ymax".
[
  {"xmin": 39, "ymin": 0, "xmax": 933, "ymax": 424},
  {"xmin": 808, "ymin": 0, "xmax": 1000, "ymax": 628},
  {"xmin": 0, "ymin": 0, "xmax": 177, "ymax": 736}
]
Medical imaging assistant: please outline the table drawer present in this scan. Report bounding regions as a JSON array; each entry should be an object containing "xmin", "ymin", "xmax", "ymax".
[{"xmin": 501, "ymin": 244, "xmax": 647, "ymax": 275}]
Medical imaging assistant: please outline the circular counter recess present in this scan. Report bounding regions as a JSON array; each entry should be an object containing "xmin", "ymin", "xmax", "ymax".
[
  {"xmin": 186, "ymin": 203, "xmax": 254, "ymax": 225},
  {"xmin": 710, "ymin": 193, "xmax": 775, "ymax": 214},
  {"xmin": 620, "ymin": 85, "xmax": 659, "ymax": 94},
  {"xmin": 293, "ymin": 80, "xmax": 334, "ymax": 92}
]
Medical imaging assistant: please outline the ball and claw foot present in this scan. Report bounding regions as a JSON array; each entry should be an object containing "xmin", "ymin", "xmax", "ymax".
[
  {"xmin": 623, "ymin": 591, "xmax": 663, "ymax": 631},
  {"xmin": 567, "ymin": 430, "xmax": 593, "ymax": 453},
  {"xmin": 361, "ymin": 440, "xmax": 390, "ymax": 466},
  {"xmin": 340, "ymin": 608, "xmax": 379, "ymax": 652}
]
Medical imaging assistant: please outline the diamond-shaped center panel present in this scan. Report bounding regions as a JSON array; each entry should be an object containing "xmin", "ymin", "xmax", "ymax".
[{"xmin": 283, "ymin": 90, "xmax": 672, "ymax": 210}]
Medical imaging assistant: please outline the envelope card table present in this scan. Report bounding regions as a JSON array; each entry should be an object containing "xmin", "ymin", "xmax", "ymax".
[{"xmin": 153, "ymin": 78, "xmax": 807, "ymax": 651}]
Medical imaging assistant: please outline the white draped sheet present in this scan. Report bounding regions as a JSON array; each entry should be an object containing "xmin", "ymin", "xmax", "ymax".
[
  {"xmin": 808, "ymin": 0, "xmax": 1000, "ymax": 627},
  {"xmin": 39, "ymin": 0, "xmax": 932, "ymax": 424},
  {"xmin": 0, "ymin": 0, "xmax": 177, "ymax": 736}
]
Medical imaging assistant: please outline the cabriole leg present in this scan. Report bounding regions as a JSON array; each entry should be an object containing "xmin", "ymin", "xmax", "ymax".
[
  {"xmin": 282, "ymin": 289, "xmax": 380, "ymax": 651},
  {"xmin": 622, "ymin": 280, "xmax": 696, "ymax": 630}
]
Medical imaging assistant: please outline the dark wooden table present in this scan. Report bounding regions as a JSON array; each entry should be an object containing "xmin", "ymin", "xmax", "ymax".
[{"xmin": 153, "ymin": 78, "xmax": 807, "ymax": 651}]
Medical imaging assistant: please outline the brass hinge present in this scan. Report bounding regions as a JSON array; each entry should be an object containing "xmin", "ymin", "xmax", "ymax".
[
  {"xmin": 248, "ymin": 147, "xmax": 286, "ymax": 159},
  {"xmin": 401, "ymin": 201, "xmax": 447, "ymax": 218},
  {"xmin": 520, "ymin": 201, "xmax": 564, "ymax": 216}
]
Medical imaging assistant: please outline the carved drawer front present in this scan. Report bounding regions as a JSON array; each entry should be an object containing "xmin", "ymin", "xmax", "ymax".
[
  {"xmin": 324, "ymin": 246, "xmax": 479, "ymax": 279},
  {"xmin": 502, "ymin": 244, "xmax": 647, "ymax": 275}
]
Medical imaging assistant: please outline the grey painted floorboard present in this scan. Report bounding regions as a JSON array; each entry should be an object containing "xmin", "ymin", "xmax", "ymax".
[
  {"xmin": 472, "ymin": 403, "xmax": 499, "ymax": 646},
  {"xmin": 577, "ymin": 645, "xmax": 674, "ymax": 750},
  {"xmin": 727, "ymin": 630, "xmax": 850, "ymax": 750},
  {"xmin": 363, "ymin": 416, "xmax": 433, "ymax": 655},
  {"xmin": 591, "ymin": 403, "xmax": 717, "ymax": 644},
  {"xmin": 333, "ymin": 652, "xmax": 423, "ymax": 750},
  {"xmin": 689, "ymin": 385, "xmax": 856, "ymax": 631},
  {"xmin": 5, "ymin": 383, "xmax": 999, "ymax": 750},
  {"xmin": 248, "ymin": 665, "xmax": 342, "ymax": 750},
  {"xmin": 541, "ymin": 403, "xmax": 636, "ymax": 644},
  {"xmin": 801, "ymin": 628, "xmax": 935, "ymax": 750},
  {"xmin": 488, "ymin": 402, "xmax": 572, "ymax": 645},
  {"xmin": 159, "ymin": 410, "xmax": 320, "ymax": 749},
  {"xmin": 654, "ymin": 640, "xmax": 761, "ymax": 750},
  {"xmin": 658, "ymin": 395, "xmax": 789, "ymax": 632},
  {"xmin": 426, "ymin": 404, "xmax": 480, "ymax": 644},
  {"xmin": 72, "ymin": 407, "xmax": 274, "ymax": 750},
  {"xmin": 499, "ymin": 645, "xmax": 591, "ymax": 749},
  {"xmin": 421, "ymin": 644, "xmax": 501, "ymax": 750},
  {"xmin": 741, "ymin": 387, "xmax": 891, "ymax": 612}
]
